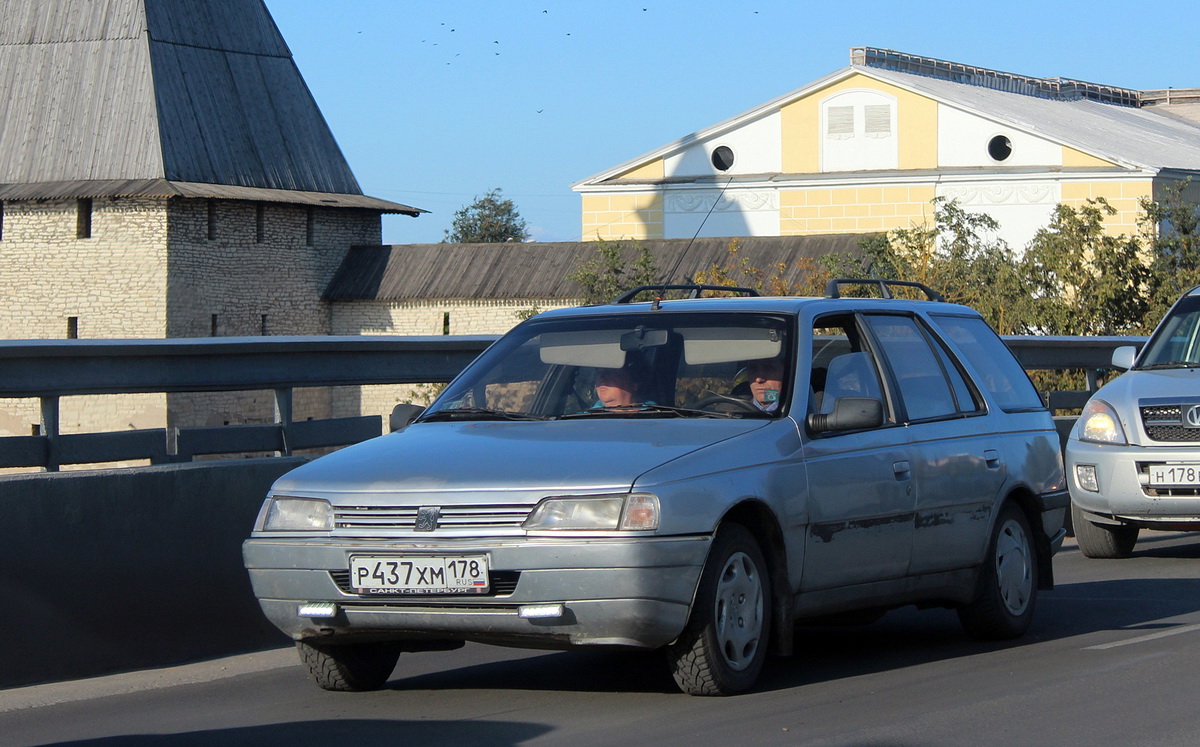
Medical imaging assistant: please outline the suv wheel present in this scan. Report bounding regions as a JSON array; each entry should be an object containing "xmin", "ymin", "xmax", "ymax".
[
  {"xmin": 666, "ymin": 523, "xmax": 771, "ymax": 696},
  {"xmin": 1071, "ymin": 501, "xmax": 1139, "ymax": 559},
  {"xmin": 296, "ymin": 639, "xmax": 403, "ymax": 691},
  {"xmin": 957, "ymin": 502, "xmax": 1037, "ymax": 640}
]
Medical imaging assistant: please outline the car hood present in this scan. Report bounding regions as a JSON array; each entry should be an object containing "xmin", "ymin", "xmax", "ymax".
[
  {"xmin": 270, "ymin": 418, "xmax": 771, "ymax": 501},
  {"xmin": 1094, "ymin": 366, "xmax": 1200, "ymax": 442}
]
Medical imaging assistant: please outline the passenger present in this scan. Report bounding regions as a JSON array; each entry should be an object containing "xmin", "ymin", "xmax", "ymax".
[
  {"xmin": 744, "ymin": 358, "xmax": 786, "ymax": 412},
  {"xmin": 594, "ymin": 357, "xmax": 653, "ymax": 409}
]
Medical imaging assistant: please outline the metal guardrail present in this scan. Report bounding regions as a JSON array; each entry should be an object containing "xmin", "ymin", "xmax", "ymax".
[{"xmin": 0, "ymin": 334, "xmax": 1143, "ymax": 472}]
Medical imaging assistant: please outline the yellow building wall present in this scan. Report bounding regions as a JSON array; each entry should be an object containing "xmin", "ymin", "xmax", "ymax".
[
  {"xmin": 779, "ymin": 185, "xmax": 938, "ymax": 234},
  {"xmin": 780, "ymin": 73, "xmax": 938, "ymax": 174},
  {"xmin": 1060, "ymin": 180, "xmax": 1152, "ymax": 236},
  {"xmin": 1062, "ymin": 146, "xmax": 1116, "ymax": 169},
  {"xmin": 617, "ymin": 159, "xmax": 665, "ymax": 180},
  {"xmin": 581, "ymin": 193, "xmax": 664, "ymax": 241}
]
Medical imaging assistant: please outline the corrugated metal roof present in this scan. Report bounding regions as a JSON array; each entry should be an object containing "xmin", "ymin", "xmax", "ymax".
[
  {"xmin": 0, "ymin": 0, "xmax": 417, "ymax": 210},
  {"xmin": 0, "ymin": 179, "xmax": 424, "ymax": 214},
  {"xmin": 324, "ymin": 235, "xmax": 869, "ymax": 302}
]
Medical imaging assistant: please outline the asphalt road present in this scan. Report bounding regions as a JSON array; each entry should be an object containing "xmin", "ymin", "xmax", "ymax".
[{"xmin": 5, "ymin": 533, "xmax": 1200, "ymax": 746}]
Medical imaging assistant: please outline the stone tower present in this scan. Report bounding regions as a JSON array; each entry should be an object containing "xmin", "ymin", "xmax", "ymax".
[{"xmin": 0, "ymin": 0, "xmax": 422, "ymax": 438}]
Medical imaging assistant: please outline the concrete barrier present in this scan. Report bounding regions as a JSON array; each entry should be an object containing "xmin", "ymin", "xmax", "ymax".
[{"xmin": 0, "ymin": 458, "xmax": 306, "ymax": 689}]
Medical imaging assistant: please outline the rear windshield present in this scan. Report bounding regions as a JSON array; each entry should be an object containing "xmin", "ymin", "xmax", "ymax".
[{"xmin": 929, "ymin": 314, "xmax": 1044, "ymax": 413}]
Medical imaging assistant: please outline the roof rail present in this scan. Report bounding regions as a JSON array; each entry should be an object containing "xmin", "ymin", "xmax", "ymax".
[
  {"xmin": 612, "ymin": 284, "xmax": 761, "ymax": 304},
  {"xmin": 824, "ymin": 278, "xmax": 946, "ymax": 302}
]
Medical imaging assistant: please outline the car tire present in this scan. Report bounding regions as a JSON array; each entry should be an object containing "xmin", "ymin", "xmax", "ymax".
[
  {"xmin": 1071, "ymin": 501, "xmax": 1139, "ymax": 559},
  {"xmin": 666, "ymin": 523, "xmax": 771, "ymax": 696},
  {"xmin": 296, "ymin": 639, "xmax": 403, "ymax": 692},
  {"xmin": 957, "ymin": 502, "xmax": 1037, "ymax": 640}
]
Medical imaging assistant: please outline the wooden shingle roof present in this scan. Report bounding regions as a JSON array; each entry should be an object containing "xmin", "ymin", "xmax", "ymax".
[
  {"xmin": 324, "ymin": 235, "xmax": 869, "ymax": 302},
  {"xmin": 0, "ymin": 0, "xmax": 421, "ymax": 214}
]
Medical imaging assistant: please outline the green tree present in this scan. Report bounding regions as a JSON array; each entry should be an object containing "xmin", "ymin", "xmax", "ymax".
[
  {"xmin": 1019, "ymin": 198, "xmax": 1150, "ymax": 335},
  {"xmin": 1140, "ymin": 180, "xmax": 1200, "ymax": 323},
  {"xmin": 568, "ymin": 240, "xmax": 659, "ymax": 304},
  {"xmin": 444, "ymin": 188, "xmax": 530, "ymax": 243}
]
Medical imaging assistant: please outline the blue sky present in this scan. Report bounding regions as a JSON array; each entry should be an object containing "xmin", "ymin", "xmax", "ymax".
[{"xmin": 263, "ymin": 0, "xmax": 1199, "ymax": 245}]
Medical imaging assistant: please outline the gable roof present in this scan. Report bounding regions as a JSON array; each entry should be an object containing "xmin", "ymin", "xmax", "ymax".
[
  {"xmin": 0, "ymin": 0, "xmax": 422, "ymax": 214},
  {"xmin": 573, "ymin": 48, "xmax": 1200, "ymax": 188},
  {"xmin": 324, "ymin": 235, "xmax": 868, "ymax": 302}
]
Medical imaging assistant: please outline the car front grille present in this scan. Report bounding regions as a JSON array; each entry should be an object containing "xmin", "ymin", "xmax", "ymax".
[
  {"xmin": 1140, "ymin": 404, "xmax": 1200, "ymax": 443},
  {"xmin": 329, "ymin": 570, "xmax": 521, "ymax": 597},
  {"xmin": 334, "ymin": 504, "xmax": 533, "ymax": 531}
]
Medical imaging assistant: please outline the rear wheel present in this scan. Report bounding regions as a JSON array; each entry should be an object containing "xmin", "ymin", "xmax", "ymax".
[
  {"xmin": 958, "ymin": 502, "xmax": 1037, "ymax": 640},
  {"xmin": 1072, "ymin": 501, "xmax": 1139, "ymax": 559},
  {"xmin": 296, "ymin": 639, "xmax": 403, "ymax": 691},
  {"xmin": 666, "ymin": 523, "xmax": 771, "ymax": 696}
]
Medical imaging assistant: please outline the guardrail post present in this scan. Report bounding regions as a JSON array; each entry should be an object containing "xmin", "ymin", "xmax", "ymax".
[
  {"xmin": 274, "ymin": 387, "xmax": 292, "ymax": 457},
  {"xmin": 40, "ymin": 396, "xmax": 59, "ymax": 472}
]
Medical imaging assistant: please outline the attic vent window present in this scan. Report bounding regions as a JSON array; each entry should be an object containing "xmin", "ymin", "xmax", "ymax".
[
  {"xmin": 827, "ymin": 106, "xmax": 854, "ymax": 139},
  {"xmin": 711, "ymin": 146, "xmax": 735, "ymax": 171},
  {"xmin": 864, "ymin": 105, "xmax": 891, "ymax": 137},
  {"xmin": 988, "ymin": 135, "xmax": 1013, "ymax": 161}
]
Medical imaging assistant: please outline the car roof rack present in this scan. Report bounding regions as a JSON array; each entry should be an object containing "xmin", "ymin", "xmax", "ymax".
[
  {"xmin": 612, "ymin": 284, "xmax": 761, "ymax": 304},
  {"xmin": 824, "ymin": 278, "xmax": 945, "ymax": 303}
]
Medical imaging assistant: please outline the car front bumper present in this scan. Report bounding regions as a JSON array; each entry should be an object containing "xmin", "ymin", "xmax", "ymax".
[
  {"xmin": 1067, "ymin": 439, "xmax": 1200, "ymax": 526},
  {"xmin": 243, "ymin": 534, "xmax": 710, "ymax": 649}
]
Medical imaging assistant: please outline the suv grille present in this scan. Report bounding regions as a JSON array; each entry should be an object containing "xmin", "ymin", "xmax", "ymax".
[
  {"xmin": 329, "ymin": 570, "xmax": 520, "ymax": 597},
  {"xmin": 334, "ymin": 504, "xmax": 533, "ymax": 531},
  {"xmin": 1140, "ymin": 404, "xmax": 1200, "ymax": 442}
]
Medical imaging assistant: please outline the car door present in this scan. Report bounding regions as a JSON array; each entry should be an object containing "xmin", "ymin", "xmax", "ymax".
[
  {"xmin": 862, "ymin": 313, "xmax": 1003, "ymax": 575},
  {"xmin": 800, "ymin": 313, "xmax": 916, "ymax": 591}
]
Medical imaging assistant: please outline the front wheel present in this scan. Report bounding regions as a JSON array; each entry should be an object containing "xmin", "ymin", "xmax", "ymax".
[
  {"xmin": 957, "ymin": 503, "xmax": 1037, "ymax": 640},
  {"xmin": 1072, "ymin": 501, "xmax": 1139, "ymax": 559},
  {"xmin": 666, "ymin": 523, "xmax": 771, "ymax": 696},
  {"xmin": 296, "ymin": 639, "xmax": 403, "ymax": 691}
]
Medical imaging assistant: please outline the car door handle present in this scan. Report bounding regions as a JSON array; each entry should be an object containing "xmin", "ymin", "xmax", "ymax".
[
  {"xmin": 892, "ymin": 460, "xmax": 911, "ymax": 480},
  {"xmin": 984, "ymin": 449, "xmax": 1002, "ymax": 469}
]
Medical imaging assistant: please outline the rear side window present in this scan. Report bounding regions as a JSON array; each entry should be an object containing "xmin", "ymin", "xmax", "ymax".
[
  {"xmin": 930, "ymin": 315, "xmax": 1044, "ymax": 412},
  {"xmin": 864, "ymin": 315, "xmax": 980, "ymax": 421}
]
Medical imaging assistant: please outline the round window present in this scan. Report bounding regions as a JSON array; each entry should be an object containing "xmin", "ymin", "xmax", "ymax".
[
  {"xmin": 711, "ymin": 145, "xmax": 735, "ymax": 171},
  {"xmin": 988, "ymin": 135, "xmax": 1013, "ymax": 162}
]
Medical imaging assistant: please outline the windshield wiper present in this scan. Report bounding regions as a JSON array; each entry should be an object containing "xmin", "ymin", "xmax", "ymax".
[
  {"xmin": 1138, "ymin": 361, "xmax": 1199, "ymax": 370},
  {"xmin": 559, "ymin": 404, "xmax": 751, "ymax": 419},
  {"xmin": 421, "ymin": 407, "xmax": 549, "ymax": 422}
]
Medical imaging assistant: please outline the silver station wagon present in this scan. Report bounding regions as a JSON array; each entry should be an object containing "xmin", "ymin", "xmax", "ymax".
[
  {"xmin": 243, "ymin": 280, "xmax": 1068, "ymax": 696},
  {"xmin": 1068, "ymin": 285, "xmax": 1200, "ymax": 558}
]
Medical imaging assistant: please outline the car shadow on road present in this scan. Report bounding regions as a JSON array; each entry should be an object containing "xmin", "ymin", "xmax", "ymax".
[{"xmin": 46, "ymin": 719, "xmax": 552, "ymax": 747}]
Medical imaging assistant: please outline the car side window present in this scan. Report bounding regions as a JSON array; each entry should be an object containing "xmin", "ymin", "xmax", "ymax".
[
  {"xmin": 929, "ymin": 314, "xmax": 1045, "ymax": 412},
  {"xmin": 864, "ymin": 314, "xmax": 978, "ymax": 422},
  {"xmin": 809, "ymin": 315, "xmax": 889, "ymax": 424}
]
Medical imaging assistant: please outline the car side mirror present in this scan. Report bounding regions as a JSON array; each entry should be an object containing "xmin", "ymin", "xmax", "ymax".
[
  {"xmin": 806, "ymin": 397, "xmax": 884, "ymax": 433},
  {"xmin": 1111, "ymin": 345, "xmax": 1137, "ymax": 371},
  {"xmin": 390, "ymin": 403, "xmax": 425, "ymax": 432}
]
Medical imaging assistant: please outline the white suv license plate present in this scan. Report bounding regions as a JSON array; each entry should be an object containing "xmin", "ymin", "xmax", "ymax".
[
  {"xmin": 350, "ymin": 555, "xmax": 489, "ymax": 594},
  {"xmin": 1149, "ymin": 464, "xmax": 1200, "ymax": 486}
]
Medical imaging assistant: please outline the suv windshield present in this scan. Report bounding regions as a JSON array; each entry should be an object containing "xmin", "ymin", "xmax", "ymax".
[
  {"xmin": 423, "ymin": 312, "xmax": 793, "ymax": 420},
  {"xmin": 1139, "ymin": 294, "xmax": 1200, "ymax": 369}
]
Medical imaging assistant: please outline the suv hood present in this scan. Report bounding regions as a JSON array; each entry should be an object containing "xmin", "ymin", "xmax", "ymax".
[{"xmin": 271, "ymin": 419, "xmax": 770, "ymax": 501}]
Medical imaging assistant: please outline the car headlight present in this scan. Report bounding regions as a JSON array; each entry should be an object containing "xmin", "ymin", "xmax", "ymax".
[
  {"xmin": 260, "ymin": 496, "xmax": 333, "ymax": 531},
  {"xmin": 523, "ymin": 493, "xmax": 659, "ymax": 531},
  {"xmin": 1074, "ymin": 399, "xmax": 1128, "ymax": 445}
]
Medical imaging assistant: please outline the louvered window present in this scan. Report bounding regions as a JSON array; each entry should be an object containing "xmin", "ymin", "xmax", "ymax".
[
  {"xmin": 864, "ymin": 105, "xmax": 892, "ymax": 138},
  {"xmin": 827, "ymin": 106, "xmax": 854, "ymax": 139}
]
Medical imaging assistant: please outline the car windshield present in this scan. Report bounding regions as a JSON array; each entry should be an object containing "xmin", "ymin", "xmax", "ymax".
[
  {"xmin": 1139, "ymin": 294, "xmax": 1200, "ymax": 369},
  {"xmin": 423, "ymin": 311, "xmax": 793, "ymax": 420}
]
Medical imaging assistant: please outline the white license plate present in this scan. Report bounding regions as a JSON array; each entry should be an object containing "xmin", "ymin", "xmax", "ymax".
[
  {"xmin": 349, "ymin": 555, "xmax": 489, "ymax": 594},
  {"xmin": 1149, "ymin": 465, "xmax": 1200, "ymax": 486}
]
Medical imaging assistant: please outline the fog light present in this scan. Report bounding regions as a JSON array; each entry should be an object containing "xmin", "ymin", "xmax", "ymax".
[
  {"xmin": 1076, "ymin": 464, "xmax": 1099, "ymax": 493},
  {"xmin": 518, "ymin": 604, "xmax": 565, "ymax": 619},
  {"xmin": 298, "ymin": 602, "xmax": 339, "ymax": 618}
]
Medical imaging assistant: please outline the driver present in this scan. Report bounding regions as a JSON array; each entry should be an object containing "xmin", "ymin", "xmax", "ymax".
[{"xmin": 743, "ymin": 357, "xmax": 786, "ymax": 413}]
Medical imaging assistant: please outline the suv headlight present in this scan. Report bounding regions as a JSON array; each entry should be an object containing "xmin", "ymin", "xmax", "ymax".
[
  {"xmin": 260, "ymin": 496, "xmax": 333, "ymax": 531},
  {"xmin": 1074, "ymin": 399, "xmax": 1128, "ymax": 445},
  {"xmin": 523, "ymin": 493, "xmax": 659, "ymax": 531}
]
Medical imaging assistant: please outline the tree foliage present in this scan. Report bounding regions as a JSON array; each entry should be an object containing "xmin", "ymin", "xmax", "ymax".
[
  {"xmin": 568, "ymin": 240, "xmax": 659, "ymax": 305},
  {"xmin": 444, "ymin": 188, "xmax": 530, "ymax": 243}
]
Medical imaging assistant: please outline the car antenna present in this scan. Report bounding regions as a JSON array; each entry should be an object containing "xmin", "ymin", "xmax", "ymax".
[{"xmin": 657, "ymin": 175, "xmax": 734, "ymax": 295}]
